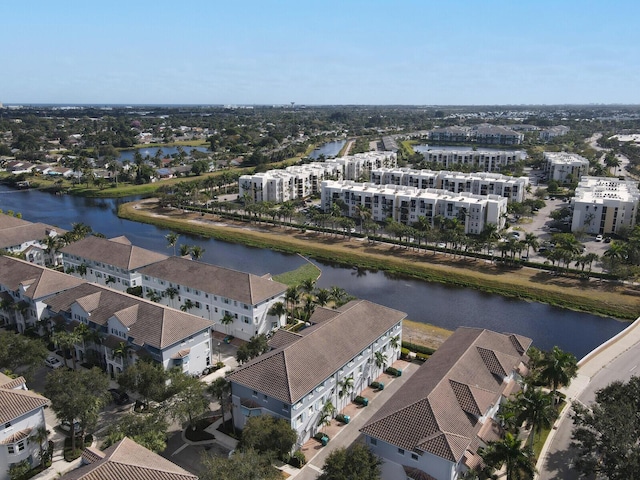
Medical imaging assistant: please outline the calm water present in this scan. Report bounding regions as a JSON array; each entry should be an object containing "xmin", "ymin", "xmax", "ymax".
[
  {"xmin": 118, "ymin": 146, "xmax": 209, "ymax": 162},
  {"xmin": 0, "ymin": 185, "xmax": 628, "ymax": 358},
  {"xmin": 309, "ymin": 140, "xmax": 346, "ymax": 159}
]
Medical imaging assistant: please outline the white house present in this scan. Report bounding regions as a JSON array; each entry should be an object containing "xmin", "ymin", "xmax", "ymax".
[
  {"xmin": 0, "ymin": 373, "xmax": 50, "ymax": 480},
  {"xmin": 60, "ymin": 235, "xmax": 168, "ymax": 292},
  {"xmin": 361, "ymin": 327, "xmax": 531, "ymax": 480},
  {"xmin": 138, "ymin": 256, "xmax": 288, "ymax": 342},
  {"xmin": 43, "ymin": 283, "xmax": 214, "ymax": 378},
  {"xmin": 544, "ymin": 152, "xmax": 589, "ymax": 184},
  {"xmin": 0, "ymin": 256, "xmax": 84, "ymax": 334},
  {"xmin": 228, "ymin": 300, "xmax": 406, "ymax": 446},
  {"xmin": 571, "ymin": 177, "xmax": 640, "ymax": 235},
  {"xmin": 0, "ymin": 214, "xmax": 66, "ymax": 267}
]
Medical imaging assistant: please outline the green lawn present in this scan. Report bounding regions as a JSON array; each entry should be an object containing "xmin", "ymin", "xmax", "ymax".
[{"xmin": 272, "ymin": 263, "xmax": 321, "ymax": 286}]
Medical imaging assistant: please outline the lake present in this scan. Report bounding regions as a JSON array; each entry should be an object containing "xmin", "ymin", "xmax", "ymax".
[
  {"xmin": 118, "ymin": 146, "xmax": 209, "ymax": 162},
  {"xmin": 309, "ymin": 140, "xmax": 346, "ymax": 159}
]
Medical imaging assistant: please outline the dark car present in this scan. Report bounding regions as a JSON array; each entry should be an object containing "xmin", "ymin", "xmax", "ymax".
[{"xmin": 108, "ymin": 389, "xmax": 130, "ymax": 405}]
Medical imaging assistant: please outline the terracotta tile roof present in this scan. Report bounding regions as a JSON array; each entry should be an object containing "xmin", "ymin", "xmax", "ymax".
[
  {"xmin": 267, "ymin": 330, "xmax": 301, "ymax": 349},
  {"xmin": 229, "ymin": 300, "xmax": 406, "ymax": 404},
  {"xmin": 0, "ymin": 427, "xmax": 32, "ymax": 444},
  {"xmin": 0, "ymin": 373, "xmax": 26, "ymax": 390},
  {"xmin": 60, "ymin": 235, "xmax": 168, "ymax": 271},
  {"xmin": 361, "ymin": 327, "xmax": 531, "ymax": 464},
  {"xmin": 171, "ymin": 348, "xmax": 191, "ymax": 359},
  {"xmin": 44, "ymin": 283, "xmax": 213, "ymax": 350},
  {"xmin": 61, "ymin": 437, "xmax": 197, "ymax": 480},
  {"xmin": 0, "ymin": 386, "xmax": 49, "ymax": 425},
  {"xmin": 404, "ymin": 466, "xmax": 438, "ymax": 480},
  {"xmin": 0, "ymin": 214, "xmax": 65, "ymax": 249},
  {"xmin": 0, "ymin": 256, "xmax": 84, "ymax": 299},
  {"xmin": 81, "ymin": 446, "xmax": 105, "ymax": 464},
  {"xmin": 137, "ymin": 256, "xmax": 287, "ymax": 305}
]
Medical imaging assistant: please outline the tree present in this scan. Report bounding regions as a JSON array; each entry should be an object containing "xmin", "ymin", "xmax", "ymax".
[
  {"xmin": 374, "ymin": 351, "xmax": 387, "ymax": 370},
  {"xmin": 571, "ymin": 376, "xmax": 640, "ymax": 480},
  {"xmin": 179, "ymin": 243, "xmax": 191, "ymax": 257},
  {"xmin": 168, "ymin": 371, "xmax": 210, "ymax": 431},
  {"xmin": 0, "ymin": 331, "xmax": 48, "ymax": 380},
  {"xmin": 514, "ymin": 387, "xmax": 557, "ymax": 447},
  {"xmin": 8, "ymin": 460, "xmax": 31, "ymax": 480},
  {"xmin": 103, "ymin": 411, "xmax": 169, "ymax": 453},
  {"xmin": 318, "ymin": 442, "xmax": 382, "ymax": 480},
  {"xmin": 200, "ymin": 448, "xmax": 281, "ymax": 480},
  {"xmin": 32, "ymin": 425, "xmax": 50, "ymax": 467},
  {"xmin": 180, "ymin": 299, "xmax": 195, "ymax": 312},
  {"xmin": 190, "ymin": 245, "xmax": 205, "ymax": 260},
  {"xmin": 221, "ymin": 312, "xmax": 234, "ymax": 335},
  {"xmin": 118, "ymin": 360, "xmax": 168, "ymax": 408},
  {"xmin": 480, "ymin": 432, "xmax": 536, "ymax": 480},
  {"xmin": 165, "ymin": 232, "xmax": 179, "ymax": 256},
  {"xmin": 208, "ymin": 377, "xmax": 231, "ymax": 430},
  {"xmin": 45, "ymin": 367, "xmax": 109, "ymax": 453},
  {"xmin": 538, "ymin": 346, "xmax": 578, "ymax": 403},
  {"xmin": 267, "ymin": 301, "xmax": 286, "ymax": 323},
  {"xmin": 317, "ymin": 400, "xmax": 336, "ymax": 434},
  {"xmin": 52, "ymin": 329, "xmax": 81, "ymax": 370},
  {"xmin": 338, "ymin": 375, "xmax": 354, "ymax": 403},
  {"xmin": 238, "ymin": 415, "xmax": 297, "ymax": 461},
  {"xmin": 164, "ymin": 286, "xmax": 179, "ymax": 308}
]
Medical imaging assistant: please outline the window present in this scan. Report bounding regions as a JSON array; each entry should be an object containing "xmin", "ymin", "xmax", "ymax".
[
  {"xmin": 282, "ymin": 404, "xmax": 289, "ymax": 412},
  {"xmin": 370, "ymin": 438, "xmax": 377, "ymax": 446},
  {"xmin": 398, "ymin": 448, "xmax": 405, "ymax": 455},
  {"xmin": 252, "ymin": 391, "xmax": 258, "ymax": 397},
  {"xmin": 411, "ymin": 453, "xmax": 419, "ymax": 461}
]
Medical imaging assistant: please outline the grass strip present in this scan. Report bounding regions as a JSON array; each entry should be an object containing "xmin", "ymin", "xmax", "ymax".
[
  {"xmin": 119, "ymin": 200, "xmax": 640, "ymax": 321},
  {"xmin": 272, "ymin": 262, "xmax": 321, "ymax": 286}
]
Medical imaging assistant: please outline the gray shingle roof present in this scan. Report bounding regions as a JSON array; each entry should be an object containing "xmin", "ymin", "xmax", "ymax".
[
  {"xmin": 44, "ymin": 283, "xmax": 213, "ymax": 350},
  {"xmin": 360, "ymin": 327, "xmax": 531, "ymax": 462},
  {"xmin": 229, "ymin": 300, "xmax": 406, "ymax": 404},
  {"xmin": 137, "ymin": 256, "xmax": 287, "ymax": 305},
  {"xmin": 0, "ymin": 255, "xmax": 84, "ymax": 299},
  {"xmin": 61, "ymin": 437, "xmax": 197, "ymax": 480},
  {"xmin": 60, "ymin": 235, "xmax": 168, "ymax": 271}
]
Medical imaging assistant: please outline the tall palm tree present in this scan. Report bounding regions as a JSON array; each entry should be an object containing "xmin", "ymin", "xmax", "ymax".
[
  {"xmin": 53, "ymin": 330, "xmax": 81, "ymax": 370},
  {"xmin": 515, "ymin": 388, "xmax": 557, "ymax": 447},
  {"xmin": 317, "ymin": 400, "xmax": 336, "ymax": 434},
  {"xmin": 314, "ymin": 289, "xmax": 331, "ymax": 307},
  {"xmin": 338, "ymin": 376, "xmax": 354, "ymax": 403},
  {"xmin": 32, "ymin": 426, "xmax": 50, "ymax": 467},
  {"xmin": 374, "ymin": 351, "xmax": 388, "ymax": 372},
  {"xmin": 180, "ymin": 299, "xmax": 195, "ymax": 312},
  {"xmin": 165, "ymin": 232, "xmax": 179, "ymax": 256},
  {"xmin": 179, "ymin": 244, "xmax": 191, "ymax": 257},
  {"xmin": 284, "ymin": 286, "xmax": 300, "ymax": 322},
  {"xmin": 523, "ymin": 233, "xmax": 539, "ymax": 258},
  {"xmin": 220, "ymin": 313, "xmax": 234, "ymax": 335},
  {"xmin": 164, "ymin": 287, "xmax": 179, "ymax": 308},
  {"xmin": 480, "ymin": 432, "xmax": 536, "ymax": 480},
  {"xmin": 190, "ymin": 245, "xmax": 205, "ymax": 260},
  {"xmin": 208, "ymin": 377, "xmax": 231, "ymax": 428},
  {"xmin": 267, "ymin": 301, "xmax": 286, "ymax": 324},
  {"xmin": 299, "ymin": 278, "xmax": 316, "ymax": 295},
  {"xmin": 538, "ymin": 346, "xmax": 578, "ymax": 404}
]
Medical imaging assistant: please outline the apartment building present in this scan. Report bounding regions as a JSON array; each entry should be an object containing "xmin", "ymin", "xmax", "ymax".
[
  {"xmin": 60, "ymin": 235, "xmax": 168, "ymax": 292},
  {"xmin": 0, "ymin": 214, "xmax": 66, "ymax": 267},
  {"xmin": 0, "ymin": 374, "xmax": 50, "ymax": 480},
  {"xmin": 571, "ymin": 177, "xmax": 640, "ymax": 235},
  {"xmin": 370, "ymin": 168, "xmax": 528, "ymax": 203},
  {"xmin": 239, "ymin": 152, "xmax": 397, "ymax": 203},
  {"xmin": 423, "ymin": 149, "xmax": 526, "ymax": 172},
  {"xmin": 361, "ymin": 327, "xmax": 531, "ymax": 480},
  {"xmin": 0, "ymin": 256, "xmax": 83, "ymax": 334},
  {"xmin": 321, "ymin": 181, "xmax": 508, "ymax": 234},
  {"xmin": 539, "ymin": 125, "xmax": 570, "ymax": 142},
  {"xmin": 138, "ymin": 256, "xmax": 288, "ymax": 342},
  {"xmin": 427, "ymin": 125, "xmax": 524, "ymax": 145},
  {"xmin": 44, "ymin": 282, "xmax": 213, "ymax": 378},
  {"xmin": 544, "ymin": 152, "xmax": 589, "ymax": 184},
  {"xmin": 228, "ymin": 300, "xmax": 405, "ymax": 446}
]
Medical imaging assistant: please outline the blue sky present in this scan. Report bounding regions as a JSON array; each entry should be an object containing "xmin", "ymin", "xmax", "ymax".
[{"xmin": 2, "ymin": 0, "xmax": 638, "ymax": 105}]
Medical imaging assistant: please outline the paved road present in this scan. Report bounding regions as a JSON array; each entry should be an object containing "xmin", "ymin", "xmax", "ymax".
[{"xmin": 537, "ymin": 319, "xmax": 640, "ymax": 479}]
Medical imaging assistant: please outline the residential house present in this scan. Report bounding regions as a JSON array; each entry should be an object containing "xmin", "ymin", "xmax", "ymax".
[
  {"xmin": 228, "ymin": 300, "xmax": 406, "ymax": 446},
  {"xmin": 0, "ymin": 214, "xmax": 66, "ymax": 266},
  {"xmin": 0, "ymin": 256, "xmax": 84, "ymax": 333},
  {"xmin": 138, "ymin": 256, "xmax": 288, "ymax": 342},
  {"xmin": 0, "ymin": 373, "xmax": 50, "ymax": 480},
  {"xmin": 43, "ymin": 283, "xmax": 214, "ymax": 378},
  {"xmin": 60, "ymin": 437, "xmax": 197, "ymax": 480},
  {"xmin": 60, "ymin": 235, "xmax": 168, "ymax": 292},
  {"xmin": 360, "ymin": 327, "xmax": 531, "ymax": 480}
]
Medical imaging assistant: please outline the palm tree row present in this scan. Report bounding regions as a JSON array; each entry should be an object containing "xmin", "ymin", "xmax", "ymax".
[{"xmin": 274, "ymin": 281, "xmax": 355, "ymax": 326}]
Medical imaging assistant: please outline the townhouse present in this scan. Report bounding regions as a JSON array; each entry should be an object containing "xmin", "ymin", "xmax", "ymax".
[
  {"xmin": 0, "ymin": 373, "xmax": 50, "ymax": 480},
  {"xmin": 0, "ymin": 214, "xmax": 66, "ymax": 266},
  {"xmin": 571, "ymin": 177, "xmax": 640, "ymax": 235},
  {"xmin": 228, "ymin": 300, "xmax": 405, "ymax": 446},
  {"xmin": 423, "ymin": 149, "xmax": 526, "ymax": 172},
  {"xmin": 43, "ymin": 282, "xmax": 213, "ymax": 378},
  {"xmin": 361, "ymin": 327, "xmax": 531, "ymax": 480},
  {"xmin": 321, "ymin": 181, "xmax": 508, "ymax": 234},
  {"xmin": 60, "ymin": 235, "xmax": 168, "ymax": 292},
  {"xmin": 0, "ymin": 256, "xmax": 84, "ymax": 334},
  {"xmin": 370, "ymin": 168, "xmax": 529, "ymax": 203},
  {"xmin": 138, "ymin": 256, "xmax": 288, "ymax": 342},
  {"xmin": 238, "ymin": 152, "xmax": 397, "ymax": 203},
  {"xmin": 61, "ymin": 437, "xmax": 197, "ymax": 480},
  {"xmin": 544, "ymin": 152, "xmax": 589, "ymax": 184}
]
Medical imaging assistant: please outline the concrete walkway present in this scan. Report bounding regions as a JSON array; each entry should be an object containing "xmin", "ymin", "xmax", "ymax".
[{"xmin": 535, "ymin": 315, "xmax": 640, "ymax": 479}]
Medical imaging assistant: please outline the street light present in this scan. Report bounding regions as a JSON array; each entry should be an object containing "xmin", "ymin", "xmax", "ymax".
[{"xmin": 217, "ymin": 342, "xmax": 221, "ymax": 363}]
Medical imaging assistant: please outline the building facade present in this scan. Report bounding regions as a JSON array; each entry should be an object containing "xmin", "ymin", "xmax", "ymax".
[
  {"xmin": 138, "ymin": 256, "xmax": 288, "ymax": 342},
  {"xmin": 422, "ymin": 149, "xmax": 526, "ymax": 172},
  {"xmin": 544, "ymin": 152, "xmax": 589, "ymax": 184},
  {"xmin": 427, "ymin": 125, "xmax": 524, "ymax": 145},
  {"xmin": 321, "ymin": 181, "xmax": 508, "ymax": 234},
  {"xmin": 0, "ymin": 214, "xmax": 66, "ymax": 267},
  {"xmin": 571, "ymin": 177, "xmax": 640, "ymax": 235},
  {"xmin": 361, "ymin": 328, "xmax": 532, "ymax": 480},
  {"xmin": 228, "ymin": 300, "xmax": 405, "ymax": 447}
]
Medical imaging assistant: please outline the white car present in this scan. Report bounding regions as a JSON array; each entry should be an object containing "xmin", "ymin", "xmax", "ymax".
[
  {"xmin": 45, "ymin": 355, "xmax": 63, "ymax": 369},
  {"xmin": 595, "ymin": 234, "xmax": 603, "ymax": 242}
]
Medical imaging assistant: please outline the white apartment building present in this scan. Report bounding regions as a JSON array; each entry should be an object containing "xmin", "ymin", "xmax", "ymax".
[
  {"xmin": 239, "ymin": 152, "xmax": 397, "ymax": 203},
  {"xmin": 544, "ymin": 152, "xmax": 589, "ymax": 184},
  {"xmin": 0, "ymin": 214, "xmax": 66, "ymax": 267},
  {"xmin": 539, "ymin": 125, "xmax": 570, "ymax": 142},
  {"xmin": 423, "ymin": 149, "xmax": 526, "ymax": 172},
  {"xmin": 427, "ymin": 125, "xmax": 524, "ymax": 145},
  {"xmin": 571, "ymin": 177, "xmax": 640, "ymax": 235},
  {"xmin": 370, "ymin": 168, "xmax": 528, "ymax": 203},
  {"xmin": 321, "ymin": 181, "xmax": 508, "ymax": 234},
  {"xmin": 138, "ymin": 256, "xmax": 288, "ymax": 342}
]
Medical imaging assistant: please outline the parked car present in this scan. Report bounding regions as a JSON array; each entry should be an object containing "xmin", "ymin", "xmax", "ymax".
[
  {"xmin": 60, "ymin": 420, "xmax": 82, "ymax": 435},
  {"xmin": 604, "ymin": 236, "xmax": 612, "ymax": 243},
  {"xmin": 45, "ymin": 355, "xmax": 63, "ymax": 369},
  {"xmin": 595, "ymin": 234, "xmax": 603, "ymax": 242},
  {"xmin": 108, "ymin": 388, "xmax": 130, "ymax": 405}
]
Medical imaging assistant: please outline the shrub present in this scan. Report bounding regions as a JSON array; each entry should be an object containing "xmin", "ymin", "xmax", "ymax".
[
  {"xmin": 286, "ymin": 450, "xmax": 306, "ymax": 468},
  {"xmin": 416, "ymin": 352, "xmax": 430, "ymax": 362},
  {"xmin": 385, "ymin": 367, "xmax": 402, "ymax": 377},
  {"xmin": 402, "ymin": 342, "xmax": 435, "ymax": 356},
  {"xmin": 354, "ymin": 395, "xmax": 368, "ymax": 406},
  {"xmin": 400, "ymin": 347, "xmax": 410, "ymax": 359}
]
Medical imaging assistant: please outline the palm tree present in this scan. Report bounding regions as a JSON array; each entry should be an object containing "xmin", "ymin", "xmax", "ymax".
[
  {"xmin": 112, "ymin": 341, "xmax": 132, "ymax": 370},
  {"xmin": 317, "ymin": 400, "xmax": 336, "ymax": 434},
  {"xmin": 180, "ymin": 299, "xmax": 195, "ymax": 312},
  {"xmin": 374, "ymin": 351, "xmax": 388, "ymax": 371},
  {"xmin": 338, "ymin": 376, "xmax": 354, "ymax": 404},
  {"xmin": 190, "ymin": 245, "xmax": 205, "ymax": 260},
  {"xmin": 523, "ymin": 233, "xmax": 539, "ymax": 258},
  {"xmin": 52, "ymin": 330, "xmax": 81, "ymax": 370},
  {"xmin": 480, "ymin": 432, "xmax": 536, "ymax": 480},
  {"xmin": 165, "ymin": 232, "xmax": 179, "ymax": 256},
  {"xmin": 179, "ymin": 244, "xmax": 191, "ymax": 257},
  {"xmin": 538, "ymin": 346, "xmax": 578, "ymax": 404},
  {"xmin": 164, "ymin": 287, "xmax": 179, "ymax": 308},
  {"xmin": 314, "ymin": 288, "xmax": 331, "ymax": 307},
  {"xmin": 284, "ymin": 286, "xmax": 300, "ymax": 322},
  {"xmin": 267, "ymin": 301, "xmax": 286, "ymax": 324},
  {"xmin": 299, "ymin": 278, "xmax": 316, "ymax": 295},
  {"xmin": 32, "ymin": 426, "xmax": 50, "ymax": 467},
  {"xmin": 208, "ymin": 377, "xmax": 231, "ymax": 430},
  {"xmin": 390, "ymin": 335, "xmax": 400, "ymax": 350},
  {"xmin": 220, "ymin": 313, "xmax": 234, "ymax": 335},
  {"xmin": 515, "ymin": 388, "xmax": 557, "ymax": 447}
]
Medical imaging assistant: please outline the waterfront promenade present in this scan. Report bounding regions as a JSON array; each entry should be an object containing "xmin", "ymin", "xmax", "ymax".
[{"xmin": 536, "ymin": 315, "xmax": 640, "ymax": 479}]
